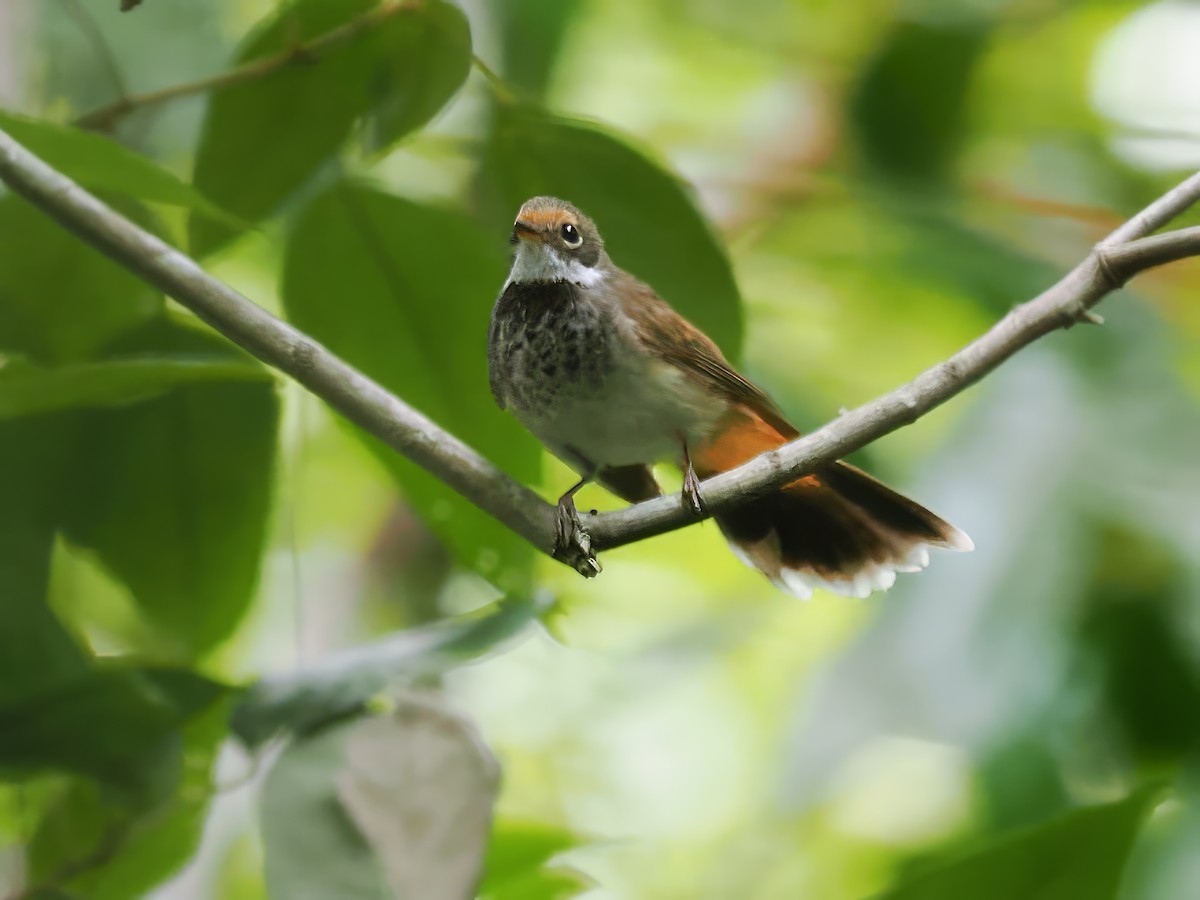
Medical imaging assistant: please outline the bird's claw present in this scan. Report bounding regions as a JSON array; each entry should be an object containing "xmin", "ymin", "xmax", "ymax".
[
  {"xmin": 552, "ymin": 495, "xmax": 601, "ymax": 578},
  {"xmin": 682, "ymin": 464, "xmax": 705, "ymax": 518}
]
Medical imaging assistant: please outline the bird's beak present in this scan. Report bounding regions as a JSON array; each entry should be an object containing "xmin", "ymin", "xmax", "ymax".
[{"xmin": 512, "ymin": 219, "xmax": 542, "ymax": 242}]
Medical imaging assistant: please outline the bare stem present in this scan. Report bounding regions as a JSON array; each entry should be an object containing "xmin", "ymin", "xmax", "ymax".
[
  {"xmin": 62, "ymin": 0, "xmax": 130, "ymax": 100},
  {"xmin": 470, "ymin": 53, "xmax": 517, "ymax": 105},
  {"xmin": 74, "ymin": 1, "xmax": 417, "ymax": 131}
]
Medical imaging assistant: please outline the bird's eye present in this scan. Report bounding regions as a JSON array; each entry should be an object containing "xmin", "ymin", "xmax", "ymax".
[{"xmin": 560, "ymin": 223, "xmax": 583, "ymax": 247}]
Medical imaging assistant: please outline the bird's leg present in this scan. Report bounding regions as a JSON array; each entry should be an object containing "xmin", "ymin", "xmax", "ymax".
[
  {"xmin": 555, "ymin": 474, "xmax": 590, "ymax": 550},
  {"xmin": 552, "ymin": 461, "xmax": 601, "ymax": 577},
  {"xmin": 680, "ymin": 438, "xmax": 705, "ymax": 518}
]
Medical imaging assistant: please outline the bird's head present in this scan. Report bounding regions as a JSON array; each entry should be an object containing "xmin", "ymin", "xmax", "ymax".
[{"xmin": 507, "ymin": 196, "xmax": 607, "ymax": 286}]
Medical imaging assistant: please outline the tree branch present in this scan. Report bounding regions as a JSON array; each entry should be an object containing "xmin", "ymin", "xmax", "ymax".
[
  {"xmin": 74, "ymin": 1, "xmax": 417, "ymax": 131},
  {"xmin": 0, "ymin": 128, "xmax": 555, "ymax": 555},
  {"xmin": 1, "ymin": 126, "xmax": 1198, "ymax": 577},
  {"xmin": 588, "ymin": 219, "xmax": 1200, "ymax": 551}
]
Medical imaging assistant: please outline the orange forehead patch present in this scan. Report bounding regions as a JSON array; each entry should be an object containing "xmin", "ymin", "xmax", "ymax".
[{"xmin": 516, "ymin": 207, "xmax": 569, "ymax": 229}]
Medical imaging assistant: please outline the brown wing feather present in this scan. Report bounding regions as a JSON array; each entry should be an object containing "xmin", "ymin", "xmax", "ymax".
[
  {"xmin": 612, "ymin": 271, "xmax": 795, "ymax": 436},
  {"xmin": 607, "ymin": 269, "xmax": 972, "ymax": 588}
]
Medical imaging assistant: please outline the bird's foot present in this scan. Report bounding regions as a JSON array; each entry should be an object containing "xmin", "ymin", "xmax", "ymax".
[
  {"xmin": 682, "ymin": 462, "xmax": 705, "ymax": 518},
  {"xmin": 552, "ymin": 494, "xmax": 601, "ymax": 578}
]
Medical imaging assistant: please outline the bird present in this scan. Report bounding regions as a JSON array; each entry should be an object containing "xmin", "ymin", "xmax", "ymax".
[{"xmin": 487, "ymin": 196, "xmax": 972, "ymax": 598}]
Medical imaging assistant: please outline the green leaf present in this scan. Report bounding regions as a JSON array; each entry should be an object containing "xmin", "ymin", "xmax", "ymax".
[
  {"xmin": 282, "ymin": 180, "xmax": 539, "ymax": 590},
  {"xmin": 850, "ymin": 17, "xmax": 989, "ymax": 182},
  {"xmin": 189, "ymin": 0, "xmax": 378, "ymax": 255},
  {"xmin": 260, "ymin": 723, "xmax": 391, "ymax": 900},
  {"xmin": 0, "ymin": 194, "xmax": 161, "ymax": 363},
  {"xmin": 879, "ymin": 787, "xmax": 1161, "ymax": 900},
  {"xmin": 262, "ymin": 698, "xmax": 499, "ymax": 900},
  {"xmin": 232, "ymin": 593, "xmax": 552, "ymax": 748},
  {"xmin": 336, "ymin": 699, "xmax": 499, "ymax": 898},
  {"xmin": 0, "ymin": 416, "xmax": 90, "ymax": 708},
  {"xmin": 189, "ymin": 0, "xmax": 471, "ymax": 255},
  {"xmin": 498, "ymin": 0, "xmax": 586, "ymax": 100},
  {"xmin": 60, "ymin": 322, "xmax": 279, "ymax": 658},
  {"xmin": 0, "ymin": 355, "xmax": 269, "ymax": 420},
  {"xmin": 27, "ymin": 698, "xmax": 232, "ymax": 900},
  {"xmin": 480, "ymin": 822, "xmax": 588, "ymax": 900},
  {"xmin": 1077, "ymin": 523, "xmax": 1200, "ymax": 764},
  {"xmin": 977, "ymin": 739, "xmax": 1071, "ymax": 832},
  {"xmin": 363, "ymin": 0, "xmax": 472, "ymax": 153},
  {"xmin": 0, "ymin": 111, "xmax": 240, "ymax": 226},
  {"xmin": 0, "ymin": 667, "xmax": 228, "ymax": 790},
  {"xmin": 479, "ymin": 108, "xmax": 743, "ymax": 359},
  {"xmin": 191, "ymin": 0, "xmax": 475, "ymax": 252}
]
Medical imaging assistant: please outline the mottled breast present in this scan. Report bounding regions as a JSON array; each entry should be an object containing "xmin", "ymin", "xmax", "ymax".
[{"xmin": 487, "ymin": 281, "xmax": 612, "ymax": 417}]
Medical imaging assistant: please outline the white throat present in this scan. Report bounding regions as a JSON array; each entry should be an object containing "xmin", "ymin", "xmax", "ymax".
[{"xmin": 505, "ymin": 242, "xmax": 607, "ymax": 289}]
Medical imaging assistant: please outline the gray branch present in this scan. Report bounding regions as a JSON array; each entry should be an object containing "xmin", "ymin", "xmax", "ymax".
[
  {"xmin": 589, "ymin": 217, "xmax": 1200, "ymax": 551},
  {"xmin": 2, "ymin": 127, "xmax": 1199, "ymax": 576},
  {"xmin": 0, "ymin": 129, "xmax": 555, "ymax": 556}
]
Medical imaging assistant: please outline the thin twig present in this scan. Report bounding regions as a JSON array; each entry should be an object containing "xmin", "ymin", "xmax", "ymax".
[
  {"xmin": 0, "ymin": 128, "xmax": 1198, "ymax": 575},
  {"xmin": 74, "ymin": 1, "xmax": 417, "ymax": 131},
  {"xmin": 1104, "ymin": 170, "xmax": 1200, "ymax": 245},
  {"xmin": 470, "ymin": 53, "xmax": 517, "ymax": 105},
  {"xmin": 62, "ymin": 0, "xmax": 129, "ymax": 100}
]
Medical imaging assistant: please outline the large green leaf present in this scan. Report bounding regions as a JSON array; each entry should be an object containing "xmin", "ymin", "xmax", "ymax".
[
  {"xmin": 0, "ymin": 355, "xmax": 269, "ymax": 420},
  {"xmin": 0, "ymin": 667, "xmax": 227, "ymax": 790},
  {"xmin": 479, "ymin": 108, "xmax": 743, "ymax": 359},
  {"xmin": 232, "ymin": 593, "xmax": 551, "ymax": 748},
  {"xmin": 282, "ymin": 180, "xmax": 539, "ymax": 591},
  {"xmin": 60, "ymin": 322, "xmax": 279, "ymax": 658},
  {"xmin": 976, "ymin": 738, "xmax": 1070, "ymax": 833},
  {"xmin": 850, "ymin": 16, "xmax": 989, "ymax": 182},
  {"xmin": 879, "ymin": 787, "xmax": 1160, "ymax": 900},
  {"xmin": 0, "ymin": 195, "xmax": 161, "ymax": 363},
  {"xmin": 260, "ymin": 722, "xmax": 391, "ymax": 900},
  {"xmin": 26, "ymin": 699, "xmax": 231, "ymax": 899},
  {"xmin": 1076, "ymin": 524, "xmax": 1200, "ymax": 765},
  {"xmin": 498, "ymin": 0, "xmax": 586, "ymax": 100},
  {"xmin": 363, "ymin": 0, "xmax": 472, "ymax": 153},
  {"xmin": 262, "ymin": 696, "xmax": 499, "ymax": 900},
  {"xmin": 0, "ymin": 416, "xmax": 89, "ymax": 708},
  {"xmin": 189, "ymin": 0, "xmax": 380, "ymax": 256},
  {"xmin": 337, "ymin": 700, "xmax": 499, "ymax": 897},
  {"xmin": 190, "ymin": 0, "xmax": 472, "ymax": 255},
  {"xmin": 0, "ymin": 111, "xmax": 238, "ymax": 225}
]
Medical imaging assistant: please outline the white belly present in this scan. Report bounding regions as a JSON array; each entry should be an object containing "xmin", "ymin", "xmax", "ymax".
[{"xmin": 518, "ymin": 356, "xmax": 726, "ymax": 471}]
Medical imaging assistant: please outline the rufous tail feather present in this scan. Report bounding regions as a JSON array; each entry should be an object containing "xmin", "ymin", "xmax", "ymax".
[{"xmin": 693, "ymin": 408, "xmax": 971, "ymax": 598}]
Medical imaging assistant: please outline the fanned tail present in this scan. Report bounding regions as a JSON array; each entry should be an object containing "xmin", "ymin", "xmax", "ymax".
[
  {"xmin": 694, "ymin": 409, "xmax": 971, "ymax": 598},
  {"xmin": 715, "ymin": 462, "xmax": 972, "ymax": 598}
]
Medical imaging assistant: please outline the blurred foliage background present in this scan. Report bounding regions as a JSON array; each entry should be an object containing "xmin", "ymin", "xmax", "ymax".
[{"xmin": 1, "ymin": 0, "xmax": 1199, "ymax": 897}]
